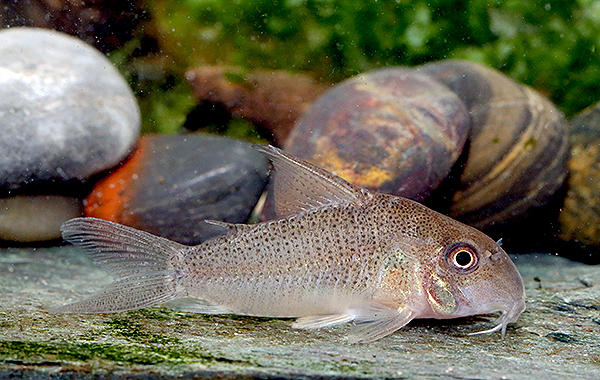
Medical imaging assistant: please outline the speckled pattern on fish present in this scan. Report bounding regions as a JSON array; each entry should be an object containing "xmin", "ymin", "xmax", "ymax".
[{"xmin": 50, "ymin": 145, "xmax": 525, "ymax": 342}]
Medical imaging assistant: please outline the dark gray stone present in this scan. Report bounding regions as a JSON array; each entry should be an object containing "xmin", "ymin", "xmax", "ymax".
[
  {"xmin": 86, "ymin": 134, "xmax": 270, "ymax": 245},
  {"xmin": 0, "ymin": 27, "xmax": 140, "ymax": 190}
]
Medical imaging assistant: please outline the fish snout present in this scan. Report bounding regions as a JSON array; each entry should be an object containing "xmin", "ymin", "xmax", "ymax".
[
  {"xmin": 458, "ymin": 262, "xmax": 526, "ymax": 337},
  {"xmin": 463, "ymin": 283, "xmax": 526, "ymax": 337},
  {"xmin": 501, "ymin": 292, "xmax": 526, "ymax": 333},
  {"xmin": 483, "ymin": 252, "xmax": 526, "ymax": 333},
  {"xmin": 470, "ymin": 297, "xmax": 526, "ymax": 337}
]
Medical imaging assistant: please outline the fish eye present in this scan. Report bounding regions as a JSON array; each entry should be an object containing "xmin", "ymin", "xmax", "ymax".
[{"xmin": 446, "ymin": 243, "xmax": 478, "ymax": 272}]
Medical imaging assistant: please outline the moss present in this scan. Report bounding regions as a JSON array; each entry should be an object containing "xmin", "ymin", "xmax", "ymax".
[
  {"xmin": 102, "ymin": 317, "xmax": 171, "ymax": 343},
  {"xmin": 196, "ymin": 118, "xmax": 268, "ymax": 143},
  {"xmin": 126, "ymin": 308, "xmax": 175, "ymax": 320},
  {"xmin": 1, "ymin": 341, "xmax": 163, "ymax": 365},
  {"xmin": 106, "ymin": 36, "xmax": 197, "ymax": 135},
  {"xmin": 524, "ymin": 137, "xmax": 538, "ymax": 149},
  {"xmin": 101, "ymin": 1, "xmax": 600, "ymax": 136},
  {"xmin": 140, "ymin": 0, "xmax": 600, "ymax": 119},
  {"xmin": 224, "ymin": 71, "xmax": 251, "ymax": 86},
  {"xmin": 0, "ymin": 338, "xmax": 248, "ymax": 367}
]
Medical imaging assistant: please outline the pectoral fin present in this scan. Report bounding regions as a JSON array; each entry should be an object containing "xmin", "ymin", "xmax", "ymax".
[
  {"xmin": 292, "ymin": 302, "xmax": 414, "ymax": 343},
  {"xmin": 349, "ymin": 304, "xmax": 414, "ymax": 343},
  {"xmin": 292, "ymin": 314, "xmax": 355, "ymax": 329}
]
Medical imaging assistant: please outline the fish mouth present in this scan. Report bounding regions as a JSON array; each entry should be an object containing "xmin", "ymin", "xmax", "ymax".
[{"xmin": 468, "ymin": 299, "xmax": 526, "ymax": 338}]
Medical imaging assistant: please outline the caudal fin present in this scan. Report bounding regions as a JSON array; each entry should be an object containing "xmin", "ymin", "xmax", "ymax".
[{"xmin": 48, "ymin": 217, "xmax": 188, "ymax": 314}]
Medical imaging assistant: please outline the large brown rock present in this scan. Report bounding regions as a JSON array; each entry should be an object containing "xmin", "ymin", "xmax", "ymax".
[
  {"xmin": 558, "ymin": 102, "xmax": 600, "ymax": 252},
  {"xmin": 422, "ymin": 60, "xmax": 570, "ymax": 230},
  {"xmin": 186, "ymin": 66, "xmax": 330, "ymax": 144},
  {"xmin": 284, "ymin": 67, "xmax": 471, "ymax": 202}
]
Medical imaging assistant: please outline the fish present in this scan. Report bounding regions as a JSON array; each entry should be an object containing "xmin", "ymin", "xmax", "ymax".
[{"xmin": 50, "ymin": 145, "xmax": 526, "ymax": 342}]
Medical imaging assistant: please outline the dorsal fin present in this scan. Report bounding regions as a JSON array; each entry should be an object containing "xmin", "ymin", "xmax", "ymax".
[
  {"xmin": 254, "ymin": 145, "xmax": 371, "ymax": 217},
  {"xmin": 204, "ymin": 220, "xmax": 252, "ymax": 235}
]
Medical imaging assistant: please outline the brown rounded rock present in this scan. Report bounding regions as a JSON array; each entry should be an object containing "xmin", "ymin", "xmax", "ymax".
[
  {"xmin": 422, "ymin": 60, "xmax": 570, "ymax": 229},
  {"xmin": 285, "ymin": 67, "xmax": 470, "ymax": 201},
  {"xmin": 558, "ymin": 103, "xmax": 600, "ymax": 249},
  {"xmin": 186, "ymin": 66, "xmax": 330, "ymax": 144}
]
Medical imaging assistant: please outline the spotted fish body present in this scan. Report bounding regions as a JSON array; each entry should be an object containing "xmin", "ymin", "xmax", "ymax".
[{"xmin": 52, "ymin": 145, "xmax": 525, "ymax": 342}]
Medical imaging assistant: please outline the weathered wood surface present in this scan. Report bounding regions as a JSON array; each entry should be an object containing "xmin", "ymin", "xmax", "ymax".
[{"xmin": 1, "ymin": 246, "xmax": 599, "ymax": 379}]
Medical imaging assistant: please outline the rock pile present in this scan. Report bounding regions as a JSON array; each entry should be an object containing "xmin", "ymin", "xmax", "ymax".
[{"xmin": 0, "ymin": 27, "xmax": 140, "ymax": 241}]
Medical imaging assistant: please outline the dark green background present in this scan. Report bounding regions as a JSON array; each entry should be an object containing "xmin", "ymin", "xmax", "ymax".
[{"xmin": 109, "ymin": 0, "xmax": 600, "ymax": 134}]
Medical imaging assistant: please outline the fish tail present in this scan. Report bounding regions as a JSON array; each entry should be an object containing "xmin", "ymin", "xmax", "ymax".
[{"xmin": 48, "ymin": 217, "xmax": 188, "ymax": 314}]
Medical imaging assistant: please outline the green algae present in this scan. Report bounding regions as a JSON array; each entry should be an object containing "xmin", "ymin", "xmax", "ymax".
[
  {"xmin": 0, "ymin": 340, "xmax": 246, "ymax": 367},
  {"xmin": 103, "ymin": 317, "xmax": 169, "ymax": 342},
  {"xmin": 1, "ymin": 341, "xmax": 167, "ymax": 365}
]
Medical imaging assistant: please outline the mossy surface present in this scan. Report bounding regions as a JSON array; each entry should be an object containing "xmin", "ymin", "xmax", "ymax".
[{"xmin": 1, "ymin": 247, "xmax": 600, "ymax": 379}]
